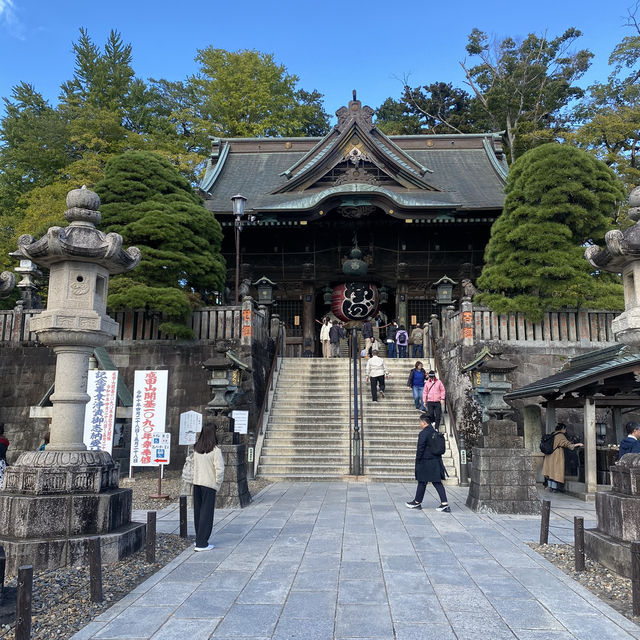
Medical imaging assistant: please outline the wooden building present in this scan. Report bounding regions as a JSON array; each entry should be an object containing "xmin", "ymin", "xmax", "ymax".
[{"xmin": 199, "ymin": 95, "xmax": 507, "ymax": 355}]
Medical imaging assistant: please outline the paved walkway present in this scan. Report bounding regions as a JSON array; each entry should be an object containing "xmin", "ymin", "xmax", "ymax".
[{"xmin": 72, "ymin": 482, "xmax": 639, "ymax": 640}]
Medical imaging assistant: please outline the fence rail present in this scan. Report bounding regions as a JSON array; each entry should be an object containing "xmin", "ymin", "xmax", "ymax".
[
  {"xmin": 0, "ymin": 305, "xmax": 269, "ymax": 344},
  {"xmin": 444, "ymin": 307, "xmax": 617, "ymax": 345}
]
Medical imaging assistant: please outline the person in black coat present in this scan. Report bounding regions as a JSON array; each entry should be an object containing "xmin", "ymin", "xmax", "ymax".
[
  {"xmin": 619, "ymin": 422, "xmax": 640, "ymax": 459},
  {"xmin": 406, "ymin": 414, "xmax": 450, "ymax": 512}
]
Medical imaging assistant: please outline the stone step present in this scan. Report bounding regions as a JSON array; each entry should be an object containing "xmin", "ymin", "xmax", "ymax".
[
  {"xmin": 260, "ymin": 454, "xmax": 350, "ymax": 464},
  {"xmin": 258, "ymin": 464, "xmax": 351, "ymax": 475}
]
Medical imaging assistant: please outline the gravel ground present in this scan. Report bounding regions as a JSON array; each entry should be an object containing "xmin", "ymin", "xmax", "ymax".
[
  {"xmin": 0, "ymin": 473, "xmax": 271, "ymax": 639},
  {"xmin": 530, "ymin": 542, "xmax": 638, "ymax": 622}
]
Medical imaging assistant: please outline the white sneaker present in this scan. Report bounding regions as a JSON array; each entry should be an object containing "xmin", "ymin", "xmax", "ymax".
[{"xmin": 194, "ymin": 544, "xmax": 215, "ymax": 552}]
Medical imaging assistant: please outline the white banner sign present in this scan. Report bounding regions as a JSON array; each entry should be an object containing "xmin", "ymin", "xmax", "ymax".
[
  {"xmin": 83, "ymin": 370, "xmax": 118, "ymax": 454},
  {"xmin": 130, "ymin": 370, "xmax": 168, "ymax": 467},
  {"xmin": 150, "ymin": 431, "xmax": 171, "ymax": 465},
  {"xmin": 232, "ymin": 410, "xmax": 249, "ymax": 434},
  {"xmin": 179, "ymin": 410, "xmax": 202, "ymax": 445}
]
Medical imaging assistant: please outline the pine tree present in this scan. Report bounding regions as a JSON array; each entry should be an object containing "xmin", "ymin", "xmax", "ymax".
[
  {"xmin": 95, "ymin": 151, "xmax": 225, "ymax": 337},
  {"xmin": 476, "ymin": 143, "xmax": 626, "ymax": 321}
]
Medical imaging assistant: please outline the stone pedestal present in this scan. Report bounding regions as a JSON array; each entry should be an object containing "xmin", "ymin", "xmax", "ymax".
[
  {"xmin": 212, "ymin": 415, "xmax": 251, "ymax": 508},
  {"xmin": 584, "ymin": 454, "xmax": 640, "ymax": 578},
  {"xmin": 466, "ymin": 418, "xmax": 541, "ymax": 514},
  {"xmin": 0, "ymin": 451, "xmax": 145, "ymax": 574}
]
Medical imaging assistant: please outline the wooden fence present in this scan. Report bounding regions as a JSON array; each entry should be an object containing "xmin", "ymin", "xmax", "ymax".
[
  {"xmin": 444, "ymin": 307, "xmax": 617, "ymax": 345},
  {"xmin": 1, "ymin": 304, "xmax": 269, "ymax": 344}
]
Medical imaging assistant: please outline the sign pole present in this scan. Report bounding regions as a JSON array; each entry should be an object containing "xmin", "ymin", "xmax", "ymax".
[{"xmin": 149, "ymin": 464, "xmax": 169, "ymax": 500}]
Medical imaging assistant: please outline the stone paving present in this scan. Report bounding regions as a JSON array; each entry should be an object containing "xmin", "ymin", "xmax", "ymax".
[{"xmin": 71, "ymin": 482, "xmax": 640, "ymax": 640}]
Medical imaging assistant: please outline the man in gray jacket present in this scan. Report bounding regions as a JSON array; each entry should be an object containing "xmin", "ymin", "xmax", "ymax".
[{"xmin": 365, "ymin": 350, "xmax": 388, "ymax": 402}]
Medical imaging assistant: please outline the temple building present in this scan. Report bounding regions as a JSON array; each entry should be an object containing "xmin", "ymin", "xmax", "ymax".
[{"xmin": 199, "ymin": 95, "xmax": 507, "ymax": 355}]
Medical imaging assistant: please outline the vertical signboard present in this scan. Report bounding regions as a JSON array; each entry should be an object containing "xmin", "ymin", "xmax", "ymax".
[
  {"xmin": 179, "ymin": 411, "xmax": 202, "ymax": 446},
  {"xmin": 130, "ymin": 370, "xmax": 168, "ymax": 467},
  {"xmin": 83, "ymin": 370, "xmax": 119, "ymax": 454}
]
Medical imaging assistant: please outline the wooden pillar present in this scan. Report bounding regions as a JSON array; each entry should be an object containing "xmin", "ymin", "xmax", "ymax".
[
  {"xmin": 396, "ymin": 285, "xmax": 408, "ymax": 329},
  {"xmin": 545, "ymin": 403, "xmax": 556, "ymax": 434},
  {"xmin": 302, "ymin": 285, "xmax": 315, "ymax": 357},
  {"xmin": 584, "ymin": 397, "xmax": 597, "ymax": 493},
  {"xmin": 614, "ymin": 407, "xmax": 624, "ymax": 443}
]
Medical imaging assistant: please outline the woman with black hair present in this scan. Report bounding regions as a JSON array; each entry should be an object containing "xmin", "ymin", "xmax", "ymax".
[
  {"xmin": 193, "ymin": 423, "xmax": 225, "ymax": 551},
  {"xmin": 0, "ymin": 424, "xmax": 8, "ymax": 489}
]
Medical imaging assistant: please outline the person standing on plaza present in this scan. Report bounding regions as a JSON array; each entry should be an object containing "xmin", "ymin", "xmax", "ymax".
[
  {"xmin": 423, "ymin": 370, "xmax": 445, "ymax": 430},
  {"xmin": 618, "ymin": 422, "xmax": 640, "ymax": 459},
  {"xmin": 396, "ymin": 325, "xmax": 409, "ymax": 358},
  {"xmin": 406, "ymin": 414, "xmax": 450, "ymax": 512},
  {"xmin": 407, "ymin": 361, "xmax": 427, "ymax": 411},
  {"xmin": 410, "ymin": 323, "xmax": 424, "ymax": 358},
  {"xmin": 385, "ymin": 320, "xmax": 398, "ymax": 358},
  {"xmin": 319, "ymin": 317, "xmax": 331, "ymax": 358},
  {"xmin": 329, "ymin": 320, "xmax": 344, "ymax": 358},
  {"xmin": 366, "ymin": 349, "xmax": 388, "ymax": 402},
  {"xmin": 193, "ymin": 423, "xmax": 225, "ymax": 551},
  {"xmin": 0, "ymin": 424, "xmax": 8, "ymax": 489},
  {"xmin": 542, "ymin": 423, "xmax": 583, "ymax": 492}
]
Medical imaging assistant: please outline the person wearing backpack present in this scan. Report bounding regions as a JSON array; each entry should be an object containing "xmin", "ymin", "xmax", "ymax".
[
  {"xmin": 541, "ymin": 423, "xmax": 583, "ymax": 493},
  {"xmin": 396, "ymin": 325, "xmax": 409, "ymax": 358},
  {"xmin": 406, "ymin": 414, "xmax": 450, "ymax": 512}
]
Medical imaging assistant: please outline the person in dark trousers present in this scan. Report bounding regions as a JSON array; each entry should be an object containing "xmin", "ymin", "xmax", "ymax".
[
  {"xmin": 422, "ymin": 370, "xmax": 445, "ymax": 430},
  {"xmin": 362, "ymin": 318, "xmax": 374, "ymax": 342},
  {"xmin": 365, "ymin": 350, "xmax": 388, "ymax": 401},
  {"xmin": 407, "ymin": 361, "xmax": 427, "ymax": 411},
  {"xmin": 0, "ymin": 423, "xmax": 8, "ymax": 489},
  {"xmin": 619, "ymin": 422, "xmax": 640, "ymax": 459},
  {"xmin": 406, "ymin": 414, "xmax": 450, "ymax": 512},
  {"xmin": 329, "ymin": 320, "xmax": 344, "ymax": 358},
  {"xmin": 542, "ymin": 423, "xmax": 583, "ymax": 492},
  {"xmin": 396, "ymin": 325, "xmax": 409, "ymax": 358},
  {"xmin": 385, "ymin": 320, "xmax": 399, "ymax": 358},
  {"xmin": 193, "ymin": 422, "xmax": 225, "ymax": 551}
]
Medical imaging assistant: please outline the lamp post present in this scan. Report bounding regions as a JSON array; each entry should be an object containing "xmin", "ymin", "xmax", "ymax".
[{"xmin": 231, "ymin": 194, "xmax": 248, "ymax": 305}]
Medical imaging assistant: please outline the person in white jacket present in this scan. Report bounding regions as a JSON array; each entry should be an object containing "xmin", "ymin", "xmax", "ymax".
[
  {"xmin": 365, "ymin": 350, "xmax": 388, "ymax": 402},
  {"xmin": 319, "ymin": 317, "xmax": 331, "ymax": 358},
  {"xmin": 193, "ymin": 423, "xmax": 225, "ymax": 551}
]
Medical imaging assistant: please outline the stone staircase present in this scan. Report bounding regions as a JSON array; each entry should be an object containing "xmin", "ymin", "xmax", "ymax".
[{"xmin": 257, "ymin": 357, "xmax": 459, "ymax": 484}]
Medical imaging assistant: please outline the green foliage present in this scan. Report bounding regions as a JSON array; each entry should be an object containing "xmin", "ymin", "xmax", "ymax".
[
  {"xmin": 375, "ymin": 98, "xmax": 423, "ymax": 135},
  {"xmin": 462, "ymin": 28, "xmax": 592, "ymax": 162},
  {"xmin": 192, "ymin": 47, "xmax": 330, "ymax": 138},
  {"xmin": 476, "ymin": 143, "xmax": 626, "ymax": 320},
  {"xmin": 95, "ymin": 151, "xmax": 225, "ymax": 333}
]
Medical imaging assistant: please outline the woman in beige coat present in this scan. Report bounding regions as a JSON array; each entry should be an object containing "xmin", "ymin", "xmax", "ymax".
[
  {"xmin": 542, "ymin": 423, "xmax": 583, "ymax": 492},
  {"xmin": 193, "ymin": 423, "xmax": 225, "ymax": 551}
]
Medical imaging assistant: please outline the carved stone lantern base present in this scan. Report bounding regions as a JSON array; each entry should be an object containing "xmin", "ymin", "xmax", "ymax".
[
  {"xmin": 0, "ymin": 451, "xmax": 145, "ymax": 574},
  {"xmin": 585, "ymin": 454, "xmax": 640, "ymax": 578},
  {"xmin": 466, "ymin": 418, "xmax": 541, "ymax": 515},
  {"xmin": 211, "ymin": 415, "xmax": 251, "ymax": 509}
]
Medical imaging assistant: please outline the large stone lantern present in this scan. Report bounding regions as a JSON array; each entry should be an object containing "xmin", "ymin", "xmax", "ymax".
[{"xmin": 0, "ymin": 186, "xmax": 144, "ymax": 573}]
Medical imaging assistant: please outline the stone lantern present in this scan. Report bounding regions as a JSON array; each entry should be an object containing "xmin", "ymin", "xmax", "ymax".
[
  {"xmin": 0, "ymin": 186, "xmax": 144, "ymax": 573},
  {"xmin": 0, "ymin": 271, "xmax": 14, "ymax": 297}
]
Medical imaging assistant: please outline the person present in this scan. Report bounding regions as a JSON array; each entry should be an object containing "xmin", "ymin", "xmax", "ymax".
[
  {"xmin": 542, "ymin": 423, "xmax": 583, "ymax": 492},
  {"xmin": 367, "ymin": 336, "xmax": 382, "ymax": 358},
  {"xmin": 0, "ymin": 424, "xmax": 8, "ymax": 490},
  {"xmin": 193, "ymin": 422, "xmax": 225, "ymax": 551},
  {"xmin": 396, "ymin": 325, "xmax": 409, "ymax": 358},
  {"xmin": 319, "ymin": 317, "xmax": 331, "ymax": 358},
  {"xmin": 365, "ymin": 349, "xmax": 388, "ymax": 402},
  {"xmin": 38, "ymin": 432, "xmax": 50, "ymax": 451},
  {"xmin": 618, "ymin": 421, "xmax": 640, "ymax": 459},
  {"xmin": 410, "ymin": 324, "xmax": 424, "ymax": 358},
  {"xmin": 423, "ymin": 370, "xmax": 445, "ymax": 430},
  {"xmin": 407, "ymin": 361, "xmax": 427, "ymax": 411},
  {"xmin": 385, "ymin": 320, "xmax": 398, "ymax": 358},
  {"xmin": 329, "ymin": 320, "xmax": 344, "ymax": 358},
  {"xmin": 406, "ymin": 414, "xmax": 451, "ymax": 512},
  {"xmin": 362, "ymin": 318, "xmax": 373, "ymax": 343}
]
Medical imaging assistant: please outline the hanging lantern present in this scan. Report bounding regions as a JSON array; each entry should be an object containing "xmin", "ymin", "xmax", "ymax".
[{"xmin": 331, "ymin": 282, "xmax": 379, "ymax": 322}]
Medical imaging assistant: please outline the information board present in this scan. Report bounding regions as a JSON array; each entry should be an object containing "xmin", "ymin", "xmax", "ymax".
[
  {"xmin": 232, "ymin": 410, "xmax": 249, "ymax": 434},
  {"xmin": 83, "ymin": 370, "xmax": 118, "ymax": 454},
  {"xmin": 150, "ymin": 431, "xmax": 171, "ymax": 465},
  {"xmin": 179, "ymin": 410, "xmax": 202, "ymax": 445}
]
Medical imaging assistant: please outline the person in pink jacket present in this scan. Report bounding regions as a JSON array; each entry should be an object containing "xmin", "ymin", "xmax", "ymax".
[{"xmin": 422, "ymin": 370, "xmax": 445, "ymax": 430}]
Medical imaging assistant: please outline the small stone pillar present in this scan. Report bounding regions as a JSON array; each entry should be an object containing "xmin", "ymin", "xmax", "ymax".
[{"xmin": 460, "ymin": 297, "xmax": 474, "ymax": 346}]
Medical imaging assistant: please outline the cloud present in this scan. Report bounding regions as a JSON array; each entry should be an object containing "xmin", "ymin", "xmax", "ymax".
[{"xmin": 0, "ymin": 0, "xmax": 25, "ymax": 40}]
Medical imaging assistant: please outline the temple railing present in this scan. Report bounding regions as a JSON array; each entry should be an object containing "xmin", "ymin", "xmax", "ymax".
[
  {"xmin": 441, "ymin": 305, "xmax": 618, "ymax": 346},
  {"xmin": 0, "ymin": 301, "xmax": 269, "ymax": 344}
]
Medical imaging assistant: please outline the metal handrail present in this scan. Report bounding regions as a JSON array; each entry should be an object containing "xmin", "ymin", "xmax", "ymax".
[
  {"xmin": 256, "ymin": 327, "xmax": 283, "ymax": 437},
  {"xmin": 358, "ymin": 354, "xmax": 364, "ymax": 474},
  {"xmin": 429, "ymin": 329, "xmax": 459, "ymax": 446}
]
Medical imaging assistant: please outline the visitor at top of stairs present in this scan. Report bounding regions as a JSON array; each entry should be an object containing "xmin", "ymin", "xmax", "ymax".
[
  {"xmin": 396, "ymin": 325, "xmax": 409, "ymax": 358},
  {"xmin": 410, "ymin": 324, "xmax": 424, "ymax": 359},
  {"xmin": 329, "ymin": 320, "xmax": 345, "ymax": 358},
  {"xmin": 384, "ymin": 320, "xmax": 399, "ymax": 358},
  {"xmin": 318, "ymin": 316, "xmax": 331, "ymax": 359}
]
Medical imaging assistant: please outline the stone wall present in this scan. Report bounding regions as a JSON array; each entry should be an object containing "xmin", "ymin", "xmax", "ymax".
[{"xmin": 0, "ymin": 338, "xmax": 270, "ymax": 471}]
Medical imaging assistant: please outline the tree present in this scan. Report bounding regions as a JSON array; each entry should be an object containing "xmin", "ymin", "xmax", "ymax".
[
  {"xmin": 375, "ymin": 98, "xmax": 423, "ymax": 135},
  {"xmin": 95, "ymin": 151, "xmax": 225, "ymax": 337},
  {"xmin": 191, "ymin": 47, "xmax": 330, "ymax": 138},
  {"xmin": 476, "ymin": 143, "xmax": 625, "ymax": 321},
  {"xmin": 461, "ymin": 28, "xmax": 593, "ymax": 162}
]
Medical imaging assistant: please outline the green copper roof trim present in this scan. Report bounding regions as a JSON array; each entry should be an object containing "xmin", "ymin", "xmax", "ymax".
[
  {"xmin": 200, "ymin": 142, "xmax": 230, "ymax": 192},
  {"xmin": 482, "ymin": 137, "xmax": 508, "ymax": 182},
  {"xmin": 280, "ymin": 130, "xmax": 339, "ymax": 177},
  {"xmin": 372, "ymin": 133, "xmax": 432, "ymax": 175}
]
